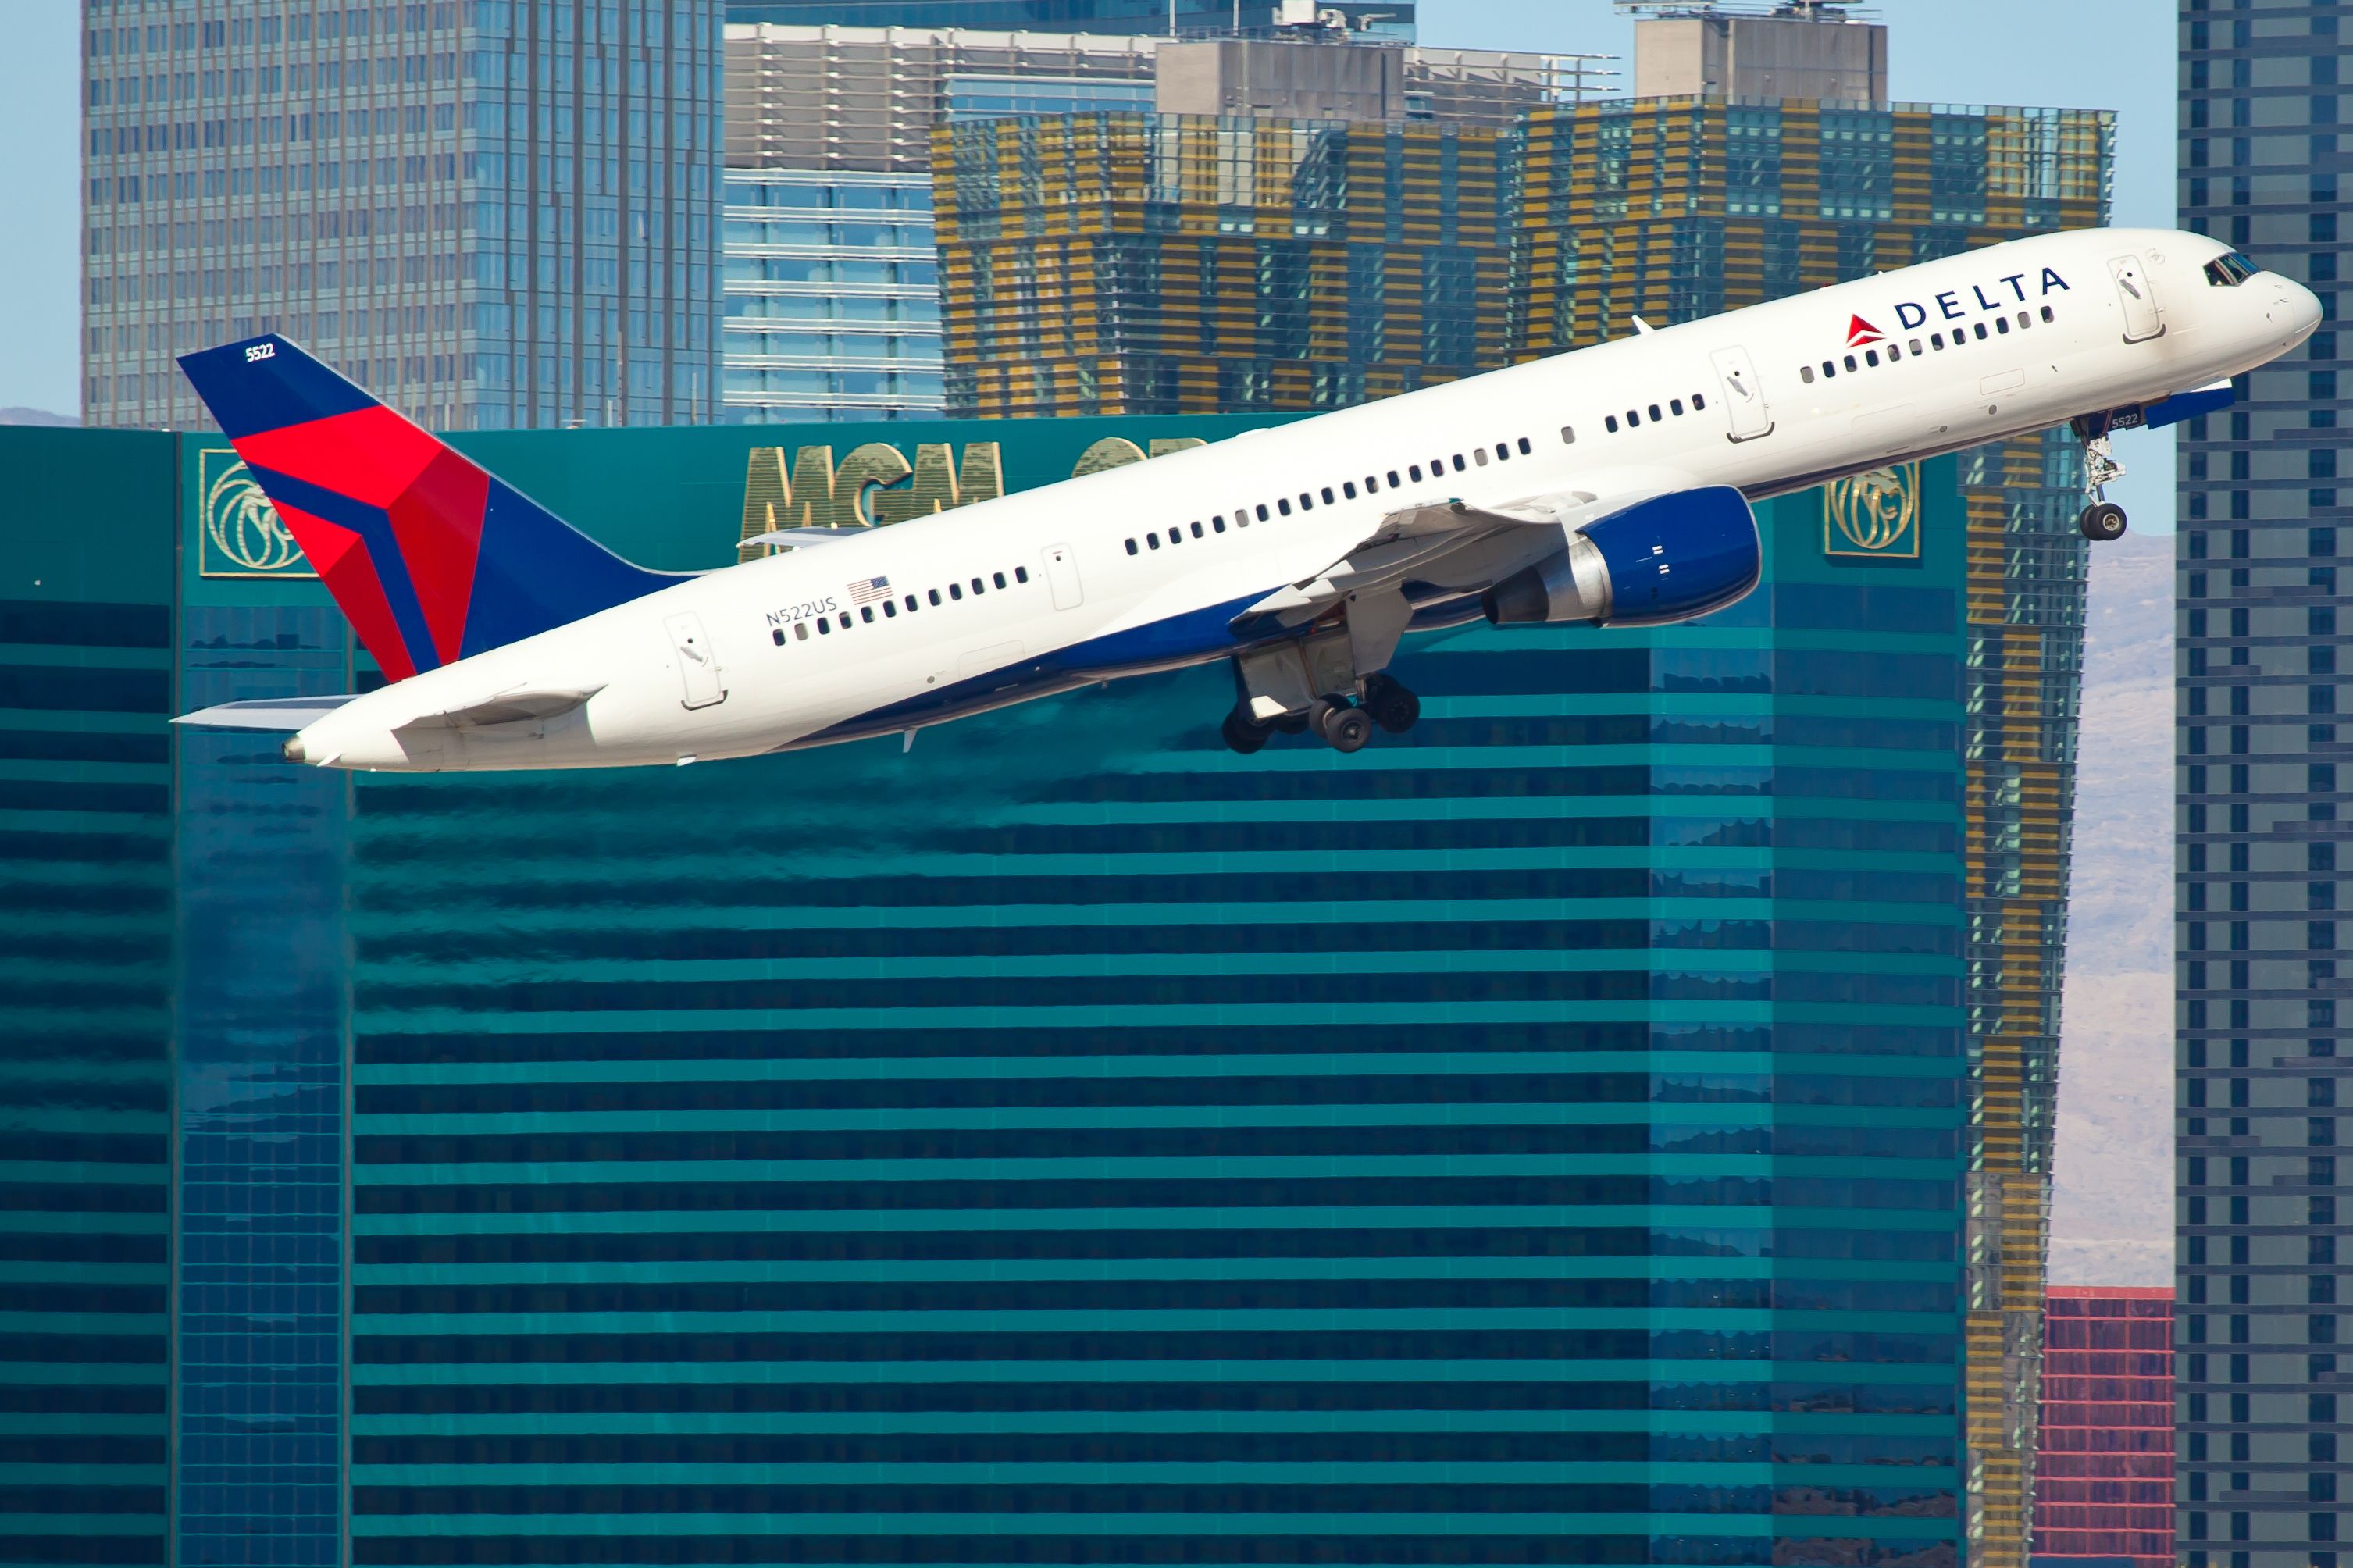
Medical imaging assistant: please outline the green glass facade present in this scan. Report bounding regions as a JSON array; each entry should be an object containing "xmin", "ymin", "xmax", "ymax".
[
  {"xmin": 9, "ymin": 420, "xmax": 1980, "ymax": 1566},
  {"xmin": 0, "ymin": 429, "xmax": 177, "ymax": 1566}
]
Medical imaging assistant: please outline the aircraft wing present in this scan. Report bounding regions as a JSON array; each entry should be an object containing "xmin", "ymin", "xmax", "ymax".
[{"xmin": 1231, "ymin": 476, "xmax": 1699, "ymax": 638}]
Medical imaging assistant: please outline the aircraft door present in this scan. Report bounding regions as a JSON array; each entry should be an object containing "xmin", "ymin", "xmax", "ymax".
[
  {"xmin": 2109, "ymin": 255, "xmax": 2165, "ymax": 342},
  {"xmin": 1707, "ymin": 347, "xmax": 1774, "ymax": 442},
  {"xmin": 664, "ymin": 612, "xmax": 727, "ymax": 710},
  {"xmin": 1042, "ymin": 544, "xmax": 1084, "ymax": 611}
]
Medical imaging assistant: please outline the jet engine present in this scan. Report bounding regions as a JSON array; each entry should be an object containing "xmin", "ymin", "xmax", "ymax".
[{"xmin": 1481, "ymin": 484, "xmax": 1762, "ymax": 629}]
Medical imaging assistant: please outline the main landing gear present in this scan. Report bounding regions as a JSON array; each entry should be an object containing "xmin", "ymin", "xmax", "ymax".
[
  {"xmin": 2077, "ymin": 433, "xmax": 2129, "ymax": 542},
  {"xmin": 1221, "ymin": 671, "xmax": 1424, "ymax": 755}
]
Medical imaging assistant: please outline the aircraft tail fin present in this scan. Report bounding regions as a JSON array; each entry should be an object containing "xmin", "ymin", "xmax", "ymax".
[{"xmin": 177, "ymin": 335, "xmax": 682, "ymax": 681}]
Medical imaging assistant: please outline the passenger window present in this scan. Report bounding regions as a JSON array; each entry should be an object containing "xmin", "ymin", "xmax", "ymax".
[
  {"xmin": 861, "ymin": 605, "xmax": 874, "ymax": 623},
  {"xmin": 1843, "ymin": 355, "xmax": 1857, "ymax": 372},
  {"xmin": 1887, "ymin": 344, "xmax": 1901, "ymax": 362},
  {"xmin": 1189, "ymin": 522, "xmax": 1203, "ymax": 539},
  {"xmin": 772, "ymin": 629, "xmax": 785, "ymax": 646},
  {"xmin": 1909, "ymin": 338, "xmax": 1923, "ymax": 354},
  {"xmin": 818, "ymin": 618, "xmax": 831, "ymax": 635},
  {"xmin": 1342, "ymin": 481, "xmax": 1357, "ymax": 499},
  {"xmin": 883, "ymin": 600, "xmax": 897, "ymax": 618},
  {"xmin": 1321, "ymin": 487, "xmax": 1335, "ymax": 504},
  {"xmin": 1451, "ymin": 454, "xmax": 1466, "ymax": 472},
  {"xmin": 2040, "ymin": 305, "xmax": 2054, "ymax": 323},
  {"xmin": 1125, "ymin": 538, "xmax": 1137, "ymax": 555},
  {"xmin": 794, "ymin": 622, "xmax": 808, "ymax": 641},
  {"xmin": 1604, "ymin": 415, "xmax": 1619, "ymax": 433},
  {"xmin": 950, "ymin": 582, "xmax": 963, "ymax": 598},
  {"xmin": 1626, "ymin": 410, "xmax": 1640, "ymax": 427},
  {"xmin": 1561, "ymin": 426, "xmax": 1576, "ymax": 444},
  {"xmin": 1517, "ymin": 437, "xmax": 1531, "ymax": 454},
  {"xmin": 838, "ymin": 613, "xmax": 850, "ymax": 630},
  {"xmin": 1408, "ymin": 464, "xmax": 1423, "ymax": 481},
  {"xmin": 1800, "ymin": 365, "xmax": 1815, "ymax": 383},
  {"xmin": 929, "ymin": 588, "xmax": 941, "ymax": 605},
  {"xmin": 993, "ymin": 572, "xmax": 1007, "ymax": 588},
  {"xmin": 1387, "ymin": 471, "xmax": 1401, "ymax": 486},
  {"xmin": 1297, "ymin": 494, "xmax": 1311, "ymax": 511},
  {"xmin": 1931, "ymin": 333, "xmax": 1943, "ymax": 349},
  {"xmin": 1254, "ymin": 504, "xmax": 1268, "ymax": 521},
  {"xmin": 1995, "ymin": 316, "xmax": 2009, "ymax": 335},
  {"xmin": 2016, "ymin": 311, "xmax": 2030, "ymax": 330},
  {"xmin": 1973, "ymin": 322, "xmax": 1988, "ymax": 340},
  {"xmin": 905, "ymin": 595, "xmax": 918, "ymax": 611},
  {"xmin": 1166, "ymin": 528, "xmax": 1180, "ymax": 546},
  {"xmin": 1647, "ymin": 404, "xmax": 1662, "ymax": 421},
  {"xmin": 1147, "ymin": 534, "xmax": 1160, "ymax": 551},
  {"xmin": 1821, "ymin": 361, "xmax": 1834, "ymax": 379},
  {"xmin": 971, "ymin": 577, "xmax": 983, "ymax": 593},
  {"xmin": 1212, "ymin": 515, "xmax": 1226, "ymax": 533},
  {"xmin": 1670, "ymin": 398, "xmax": 1684, "ymax": 415},
  {"xmin": 1494, "ymin": 443, "xmax": 1509, "ymax": 461},
  {"xmin": 1866, "ymin": 349, "xmax": 1881, "ymax": 366},
  {"xmin": 1693, "ymin": 393, "xmax": 1704, "ymax": 409},
  {"xmin": 1278, "ymin": 498, "xmax": 1292, "ymax": 515},
  {"xmin": 1473, "ymin": 448, "xmax": 1488, "ymax": 467},
  {"xmin": 1014, "ymin": 567, "xmax": 1028, "ymax": 583}
]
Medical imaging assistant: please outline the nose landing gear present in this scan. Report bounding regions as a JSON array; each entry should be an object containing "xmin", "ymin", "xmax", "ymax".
[{"xmin": 2077, "ymin": 433, "xmax": 2129, "ymax": 541}]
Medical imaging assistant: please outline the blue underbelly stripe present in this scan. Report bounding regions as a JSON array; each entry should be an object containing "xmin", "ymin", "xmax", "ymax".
[{"xmin": 793, "ymin": 587, "xmax": 1282, "ymax": 747}]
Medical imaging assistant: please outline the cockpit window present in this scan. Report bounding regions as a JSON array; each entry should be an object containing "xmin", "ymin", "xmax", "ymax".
[{"xmin": 2205, "ymin": 251, "xmax": 2260, "ymax": 287}]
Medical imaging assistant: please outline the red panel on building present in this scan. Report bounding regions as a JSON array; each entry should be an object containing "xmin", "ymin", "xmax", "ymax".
[{"xmin": 2032, "ymin": 1285, "xmax": 2174, "ymax": 1568}]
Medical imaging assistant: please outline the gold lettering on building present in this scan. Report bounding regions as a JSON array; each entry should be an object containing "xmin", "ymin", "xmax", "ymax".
[{"xmin": 738, "ymin": 442, "xmax": 1007, "ymax": 560}]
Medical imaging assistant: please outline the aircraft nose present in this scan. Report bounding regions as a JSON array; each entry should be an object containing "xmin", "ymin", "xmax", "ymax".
[{"xmin": 2282, "ymin": 276, "xmax": 2323, "ymax": 342}]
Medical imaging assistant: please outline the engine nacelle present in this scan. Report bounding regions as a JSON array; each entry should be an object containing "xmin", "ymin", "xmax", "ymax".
[{"xmin": 1481, "ymin": 483, "xmax": 1762, "ymax": 629}]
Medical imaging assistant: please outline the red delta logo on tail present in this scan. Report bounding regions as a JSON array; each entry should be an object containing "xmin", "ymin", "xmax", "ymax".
[
  {"xmin": 1846, "ymin": 314, "xmax": 1884, "ymax": 349},
  {"xmin": 176, "ymin": 335, "xmax": 679, "ymax": 682}
]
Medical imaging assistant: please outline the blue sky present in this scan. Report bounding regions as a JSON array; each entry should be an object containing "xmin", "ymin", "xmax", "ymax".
[{"xmin": 0, "ymin": 0, "xmax": 2179, "ymax": 521}]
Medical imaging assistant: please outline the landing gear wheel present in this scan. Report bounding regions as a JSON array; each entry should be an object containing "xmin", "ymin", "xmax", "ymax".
[
  {"xmin": 1310, "ymin": 699, "xmax": 1374, "ymax": 754},
  {"xmin": 1271, "ymin": 711, "xmax": 1310, "ymax": 736},
  {"xmin": 2079, "ymin": 501, "xmax": 2127, "ymax": 542},
  {"xmin": 1221, "ymin": 709, "xmax": 1269, "ymax": 755},
  {"xmin": 1360, "ymin": 673, "xmax": 1421, "ymax": 735}
]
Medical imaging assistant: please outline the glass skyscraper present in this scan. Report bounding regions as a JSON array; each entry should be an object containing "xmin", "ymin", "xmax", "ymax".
[
  {"xmin": 2033, "ymin": 1286, "xmax": 2175, "ymax": 1568},
  {"xmin": 2176, "ymin": 5, "xmax": 2353, "ymax": 1566},
  {"xmin": 80, "ymin": 0, "xmax": 722, "ymax": 431},
  {"xmin": 725, "ymin": 0, "xmax": 1415, "ymax": 41},
  {"xmin": 5, "ymin": 419, "xmax": 2023, "ymax": 1568},
  {"xmin": 723, "ymin": 169, "xmax": 945, "ymax": 421}
]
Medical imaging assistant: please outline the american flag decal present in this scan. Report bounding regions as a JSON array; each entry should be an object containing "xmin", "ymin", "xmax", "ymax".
[{"xmin": 847, "ymin": 575, "xmax": 892, "ymax": 604}]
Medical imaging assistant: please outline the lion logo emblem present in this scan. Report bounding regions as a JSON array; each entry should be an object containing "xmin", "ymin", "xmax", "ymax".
[
  {"xmin": 1824, "ymin": 464, "xmax": 1920, "ymax": 558},
  {"xmin": 198, "ymin": 448, "xmax": 314, "ymax": 578}
]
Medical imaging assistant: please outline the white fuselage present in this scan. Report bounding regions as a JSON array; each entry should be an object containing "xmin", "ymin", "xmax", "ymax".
[{"xmin": 294, "ymin": 227, "xmax": 2318, "ymax": 772}]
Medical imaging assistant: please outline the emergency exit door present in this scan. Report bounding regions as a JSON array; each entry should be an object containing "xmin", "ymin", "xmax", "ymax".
[
  {"xmin": 1042, "ymin": 544, "xmax": 1084, "ymax": 611},
  {"xmin": 1708, "ymin": 346, "xmax": 1774, "ymax": 442},
  {"xmin": 2109, "ymin": 255, "xmax": 2165, "ymax": 342},
  {"xmin": 665, "ymin": 612, "xmax": 726, "ymax": 710}
]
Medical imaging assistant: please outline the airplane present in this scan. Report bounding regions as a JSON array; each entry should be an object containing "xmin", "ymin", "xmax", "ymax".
[{"xmin": 176, "ymin": 226, "xmax": 2317, "ymax": 769}]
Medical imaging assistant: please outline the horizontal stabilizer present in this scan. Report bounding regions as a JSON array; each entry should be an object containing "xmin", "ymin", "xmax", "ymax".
[
  {"xmin": 400, "ymin": 686, "xmax": 603, "ymax": 731},
  {"xmin": 738, "ymin": 528, "xmax": 863, "ymax": 551},
  {"xmin": 173, "ymin": 694, "xmax": 362, "ymax": 731}
]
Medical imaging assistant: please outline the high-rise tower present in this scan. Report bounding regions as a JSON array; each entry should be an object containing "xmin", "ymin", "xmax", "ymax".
[
  {"xmin": 80, "ymin": 0, "xmax": 722, "ymax": 431},
  {"xmin": 2176, "ymin": 5, "xmax": 2353, "ymax": 1567}
]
